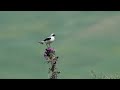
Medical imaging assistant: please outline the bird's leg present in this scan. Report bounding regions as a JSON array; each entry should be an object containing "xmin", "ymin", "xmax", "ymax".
[
  {"xmin": 46, "ymin": 43, "xmax": 49, "ymax": 48},
  {"xmin": 47, "ymin": 44, "xmax": 49, "ymax": 48},
  {"xmin": 49, "ymin": 43, "xmax": 51, "ymax": 47},
  {"xmin": 47, "ymin": 43, "xmax": 50, "ymax": 48}
]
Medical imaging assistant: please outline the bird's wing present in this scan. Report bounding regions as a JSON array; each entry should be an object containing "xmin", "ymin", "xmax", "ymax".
[{"xmin": 44, "ymin": 37, "xmax": 51, "ymax": 41}]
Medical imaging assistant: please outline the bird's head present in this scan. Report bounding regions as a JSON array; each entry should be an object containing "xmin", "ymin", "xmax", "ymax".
[{"xmin": 50, "ymin": 33, "xmax": 55, "ymax": 37}]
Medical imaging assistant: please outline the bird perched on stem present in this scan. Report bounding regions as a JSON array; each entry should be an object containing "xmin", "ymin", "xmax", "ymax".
[{"xmin": 38, "ymin": 33, "xmax": 55, "ymax": 47}]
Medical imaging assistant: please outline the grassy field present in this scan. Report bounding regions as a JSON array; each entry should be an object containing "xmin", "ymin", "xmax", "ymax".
[{"xmin": 0, "ymin": 11, "xmax": 120, "ymax": 79}]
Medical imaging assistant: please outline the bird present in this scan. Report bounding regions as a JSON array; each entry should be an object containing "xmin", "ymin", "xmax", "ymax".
[{"xmin": 38, "ymin": 33, "xmax": 55, "ymax": 47}]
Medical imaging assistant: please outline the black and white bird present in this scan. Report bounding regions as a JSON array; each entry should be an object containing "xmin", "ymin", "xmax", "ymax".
[{"xmin": 38, "ymin": 33, "xmax": 55, "ymax": 47}]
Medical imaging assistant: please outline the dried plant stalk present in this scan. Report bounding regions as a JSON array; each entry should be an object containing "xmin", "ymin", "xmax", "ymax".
[{"xmin": 44, "ymin": 47, "xmax": 60, "ymax": 79}]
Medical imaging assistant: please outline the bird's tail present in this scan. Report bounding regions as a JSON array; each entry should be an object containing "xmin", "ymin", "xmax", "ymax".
[{"xmin": 38, "ymin": 41, "xmax": 44, "ymax": 44}]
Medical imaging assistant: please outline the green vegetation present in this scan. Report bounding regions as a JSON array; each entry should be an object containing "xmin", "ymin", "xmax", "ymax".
[
  {"xmin": 0, "ymin": 11, "xmax": 120, "ymax": 79},
  {"xmin": 90, "ymin": 70, "xmax": 120, "ymax": 79}
]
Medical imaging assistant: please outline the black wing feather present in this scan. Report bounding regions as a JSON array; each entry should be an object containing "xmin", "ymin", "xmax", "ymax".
[{"xmin": 44, "ymin": 37, "xmax": 51, "ymax": 41}]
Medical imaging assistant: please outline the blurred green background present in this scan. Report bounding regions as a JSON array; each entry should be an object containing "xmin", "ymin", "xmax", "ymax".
[{"xmin": 0, "ymin": 11, "xmax": 120, "ymax": 79}]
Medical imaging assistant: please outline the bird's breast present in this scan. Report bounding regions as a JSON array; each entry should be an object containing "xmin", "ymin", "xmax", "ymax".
[{"xmin": 50, "ymin": 37, "xmax": 55, "ymax": 41}]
